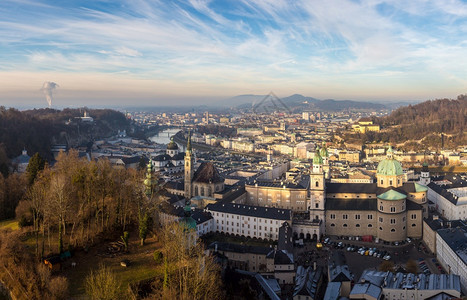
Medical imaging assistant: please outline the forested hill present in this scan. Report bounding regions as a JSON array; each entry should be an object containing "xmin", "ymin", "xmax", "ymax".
[
  {"xmin": 0, "ymin": 107, "xmax": 130, "ymax": 170},
  {"xmin": 347, "ymin": 95, "xmax": 467, "ymax": 149},
  {"xmin": 376, "ymin": 95, "xmax": 467, "ymax": 131}
]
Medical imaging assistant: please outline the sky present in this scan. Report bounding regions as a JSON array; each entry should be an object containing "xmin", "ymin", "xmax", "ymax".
[{"xmin": 0, "ymin": 0, "xmax": 466, "ymax": 108}]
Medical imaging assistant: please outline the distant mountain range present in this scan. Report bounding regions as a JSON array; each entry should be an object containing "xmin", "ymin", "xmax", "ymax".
[{"xmin": 219, "ymin": 93, "xmax": 389, "ymax": 111}]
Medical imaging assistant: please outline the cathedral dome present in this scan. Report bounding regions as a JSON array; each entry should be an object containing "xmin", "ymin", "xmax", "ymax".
[
  {"xmin": 167, "ymin": 138, "xmax": 179, "ymax": 150},
  {"xmin": 377, "ymin": 147, "xmax": 403, "ymax": 176}
]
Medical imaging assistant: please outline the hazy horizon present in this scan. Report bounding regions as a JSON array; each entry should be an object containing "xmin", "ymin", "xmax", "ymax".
[{"xmin": 1, "ymin": 0, "xmax": 466, "ymax": 108}]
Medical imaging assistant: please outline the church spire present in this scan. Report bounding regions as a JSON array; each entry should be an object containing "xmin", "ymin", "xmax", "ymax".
[
  {"xmin": 144, "ymin": 159, "xmax": 154, "ymax": 197},
  {"xmin": 186, "ymin": 130, "xmax": 192, "ymax": 152}
]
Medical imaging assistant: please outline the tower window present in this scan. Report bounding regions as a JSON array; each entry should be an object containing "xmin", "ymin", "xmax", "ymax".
[{"xmin": 315, "ymin": 181, "xmax": 319, "ymax": 187}]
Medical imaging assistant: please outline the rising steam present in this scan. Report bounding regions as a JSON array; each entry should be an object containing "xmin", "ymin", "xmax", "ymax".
[{"xmin": 41, "ymin": 81, "xmax": 59, "ymax": 108}]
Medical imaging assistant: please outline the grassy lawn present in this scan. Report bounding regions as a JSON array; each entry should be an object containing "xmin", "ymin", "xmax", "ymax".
[
  {"xmin": 0, "ymin": 219, "xmax": 19, "ymax": 231},
  {"xmin": 64, "ymin": 235, "xmax": 162, "ymax": 298}
]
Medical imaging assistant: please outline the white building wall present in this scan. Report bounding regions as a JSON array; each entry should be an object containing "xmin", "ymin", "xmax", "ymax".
[
  {"xmin": 210, "ymin": 210, "xmax": 285, "ymax": 240},
  {"xmin": 436, "ymin": 233, "xmax": 467, "ymax": 295}
]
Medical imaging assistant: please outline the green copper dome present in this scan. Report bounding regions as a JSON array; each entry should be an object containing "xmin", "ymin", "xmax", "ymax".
[
  {"xmin": 377, "ymin": 189, "xmax": 406, "ymax": 201},
  {"xmin": 167, "ymin": 137, "xmax": 179, "ymax": 150},
  {"xmin": 377, "ymin": 146, "xmax": 403, "ymax": 176},
  {"xmin": 313, "ymin": 148, "xmax": 323, "ymax": 165},
  {"xmin": 180, "ymin": 202, "xmax": 197, "ymax": 231}
]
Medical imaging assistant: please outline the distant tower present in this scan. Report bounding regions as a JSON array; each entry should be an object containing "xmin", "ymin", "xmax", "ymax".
[
  {"xmin": 420, "ymin": 162, "xmax": 431, "ymax": 186},
  {"xmin": 267, "ymin": 147, "xmax": 272, "ymax": 163},
  {"xmin": 184, "ymin": 132, "xmax": 194, "ymax": 199},
  {"xmin": 280, "ymin": 122, "xmax": 286, "ymax": 131},
  {"xmin": 205, "ymin": 111, "xmax": 209, "ymax": 124}
]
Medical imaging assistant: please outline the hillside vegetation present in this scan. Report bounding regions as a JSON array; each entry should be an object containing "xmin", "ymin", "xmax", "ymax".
[
  {"xmin": 0, "ymin": 107, "xmax": 130, "ymax": 173},
  {"xmin": 347, "ymin": 95, "xmax": 467, "ymax": 149}
]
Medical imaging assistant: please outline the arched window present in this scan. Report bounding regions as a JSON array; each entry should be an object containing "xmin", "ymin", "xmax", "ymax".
[
  {"xmin": 315, "ymin": 181, "xmax": 319, "ymax": 187},
  {"xmin": 343, "ymin": 224, "xmax": 348, "ymax": 227},
  {"xmin": 201, "ymin": 187, "xmax": 205, "ymax": 196},
  {"xmin": 391, "ymin": 228, "xmax": 396, "ymax": 232},
  {"xmin": 194, "ymin": 186, "xmax": 198, "ymax": 196},
  {"xmin": 208, "ymin": 186, "xmax": 212, "ymax": 197},
  {"xmin": 368, "ymin": 224, "xmax": 373, "ymax": 228},
  {"xmin": 356, "ymin": 224, "xmax": 360, "ymax": 227},
  {"xmin": 330, "ymin": 223, "xmax": 335, "ymax": 227}
]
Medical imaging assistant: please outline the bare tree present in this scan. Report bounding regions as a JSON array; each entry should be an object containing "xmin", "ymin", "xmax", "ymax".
[{"xmin": 85, "ymin": 264, "xmax": 121, "ymax": 300}]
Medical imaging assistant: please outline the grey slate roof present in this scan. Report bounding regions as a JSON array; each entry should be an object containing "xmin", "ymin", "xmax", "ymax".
[
  {"xmin": 326, "ymin": 183, "xmax": 379, "ymax": 194},
  {"xmin": 293, "ymin": 266, "xmax": 324, "ymax": 298},
  {"xmin": 358, "ymin": 269, "xmax": 461, "ymax": 293},
  {"xmin": 325, "ymin": 198, "xmax": 377, "ymax": 211},
  {"xmin": 207, "ymin": 242, "xmax": 271, "ymax": 255},
  {"xmin": 206, "ymin": 202, "xmax": 292, "ymax": 221}
]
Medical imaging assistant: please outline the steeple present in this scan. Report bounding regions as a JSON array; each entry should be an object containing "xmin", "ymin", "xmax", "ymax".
[
  {"xmin": 144, "ymin": 159, "xmax": 154, "ymax": 197},
  {"xmin": 387, "ymin": 145, "xmax": 394, "ymax": 159},
  {"xmin": 186, "ymin": 131, "xmax": 192, "ymax": 152},
  {"xmin": 184, "ymin": 131, "xmax": 194, "ymax": 199}
]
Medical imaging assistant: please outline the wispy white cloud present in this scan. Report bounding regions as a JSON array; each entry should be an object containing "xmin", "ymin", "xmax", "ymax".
[{"xmin": 0, "ymin": 0, "xmax": 466, "ymax": 105}]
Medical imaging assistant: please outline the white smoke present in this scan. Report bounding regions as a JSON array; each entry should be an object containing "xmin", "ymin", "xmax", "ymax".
[{"xmin": 41, "ymin": 81, "xmax": 59, "ymax": 108}]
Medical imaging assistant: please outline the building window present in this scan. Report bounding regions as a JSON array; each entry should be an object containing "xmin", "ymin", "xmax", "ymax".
[
  {"xmin": 391, "ymin": 228, "xmax": 396, "ymax": 232},
  {"xmin": 343, "ymin": 224, "xmax": 348, "ymax": 227},
  {"xmin": 380, "ymin": 205, "xmax": 383, "ymax": 211},
  {"xmin": 389, "ymin": 180, "xmax": 393, "ymax": 186},
  {"xmin": 390, "ymin": 207, "xmax": 396, "ymax": 212},
  {"xmin": 343, "ymin": 214, "xmax": 348, "ymax": 220},
  {"xmin": 330, "ymin": 214, "xmax": 336, "ymax": 219},
  {"xmin": 315, "ymin": 203, "xmax": 319, "ymax": 208},
  {"xmin": 412, "ymin": 223, "xmax": 416, "ymax": 227},
  {"xmin": 315, "ymin": 181, "xmax": 319, "ymax": 187},
  {"xmin": 403, "ymin": 217, "xmax": 406, "ymax": 222},
  {"xmin": 356, "ymin": 224, "xmax": 360, "ymax": 227},
  {"xmin": 380, "ymin": 180, "xmax": 383, "ymax": 185},
  {"xmin": 379, "ymin": 227, "xmax": 383, "ymax": 231},
  {"xmin": 390, "ymin": 219, "xmax": 396, "ymax": 224},
  {"xmin": 330, "ymin": 223, "xmax": 335, "ymax": 227},
  {"xmin": 411, "ymin": 214, "xmax": 417, "ymax": 219},
  {"xmin": 379, "ymin": 217, "xmax": 383, "ymax": 223},
  {"xmin": 368, "ymin": 224, "xmax": 373, "ymax": 228},
  {"xmin": 355, "ymin": 215, "xmax": 361, "ymax": 220},
  {"xmin": 367, "ymin": 214, "xmax": 373, "ymax": 220}
]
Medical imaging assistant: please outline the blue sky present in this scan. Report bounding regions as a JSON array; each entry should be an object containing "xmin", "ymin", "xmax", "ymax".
[{"xmin": 0, "ymin": 0, "xmax": 466, "ymax": 107}]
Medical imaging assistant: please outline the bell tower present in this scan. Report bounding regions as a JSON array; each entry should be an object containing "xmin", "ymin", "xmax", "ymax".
[
  {"xmin": 310, "ymin": 148, "xmax": 325, "ymax": 222},
  {"xmin": 184, "ymin": 132, "xmax": 194, "ymax": 199}
]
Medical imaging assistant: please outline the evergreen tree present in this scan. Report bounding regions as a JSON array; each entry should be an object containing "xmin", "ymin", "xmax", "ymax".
[{"xmin": 27, "ymin": 152, "xmax": 46, "ymax": 185}]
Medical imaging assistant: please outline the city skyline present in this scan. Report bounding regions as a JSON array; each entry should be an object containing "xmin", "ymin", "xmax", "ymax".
[{"xmin": 1, "ymin": 0, "xmax": 466, "ymax": 108}]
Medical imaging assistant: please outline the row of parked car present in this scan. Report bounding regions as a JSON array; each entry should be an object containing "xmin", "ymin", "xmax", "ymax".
[{"xmin": 353, "ymin": 247, "xmax": 392, "ymax": 260}]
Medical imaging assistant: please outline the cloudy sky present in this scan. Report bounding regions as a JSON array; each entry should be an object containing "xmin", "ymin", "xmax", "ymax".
[{"xmin": 1, "ymin": 0, "xmax": 466, "ymax": 108}]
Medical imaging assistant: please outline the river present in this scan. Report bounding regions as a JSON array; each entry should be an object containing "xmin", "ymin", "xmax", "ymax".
[{"xmin": 149, "ymin": 128, "xmax": 181, "ymax": 145}]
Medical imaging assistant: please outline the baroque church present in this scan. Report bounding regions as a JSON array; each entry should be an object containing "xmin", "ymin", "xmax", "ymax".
[
  {"xmin": 313, "ymin": 146, "xmax": 427, "ymax": 242},
  {"xmin": 184, "ymin": 133, "xmax": 225, "ymax": 199},
  {"xmin": 151, "ymin": 137, "xmax": 185, "ymax": 174}
]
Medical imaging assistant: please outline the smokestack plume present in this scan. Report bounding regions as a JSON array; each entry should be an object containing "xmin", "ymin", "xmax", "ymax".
[{"xmin": 41, "ymin": 81, "xmax": 59, "ymax": 108}]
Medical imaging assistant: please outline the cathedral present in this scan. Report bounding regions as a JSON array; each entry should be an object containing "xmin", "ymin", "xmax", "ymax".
[
  {"xmin": 151, "ymin": 138, "xmax": 185, "ymax": 174},
  {"xmin": 184, "ymin": 133, "xmax": 225, "ymax": 199},
  {"xmin": 316, "ymin": 146, "xmax": 427, "ymax": 242}
]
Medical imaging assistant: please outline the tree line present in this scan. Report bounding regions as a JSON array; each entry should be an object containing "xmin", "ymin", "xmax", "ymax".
[{"xmin": 346, "ymin": 95, "xmax": 467, "ymax": 148}]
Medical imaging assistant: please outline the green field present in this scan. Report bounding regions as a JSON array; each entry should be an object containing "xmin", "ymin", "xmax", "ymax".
[{"xmin": 0, "ymin": 219, "xmax": 19, "ymax": 231}]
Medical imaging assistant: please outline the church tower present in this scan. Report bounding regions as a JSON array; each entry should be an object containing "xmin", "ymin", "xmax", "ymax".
[
  {"xmin": 184, "ymin": 132, "xmax": 194, "ymax": 199},
  {"xmin": 420, "ymin": 162, "xmax": 430, "ymax": 186},
  {"xmin": 310, "ymin": 148, "xmax": 325, "ymax": 222},
  {"xmin": 320, "ymin": 142, "xmax": 330, "ymax": 179}
]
